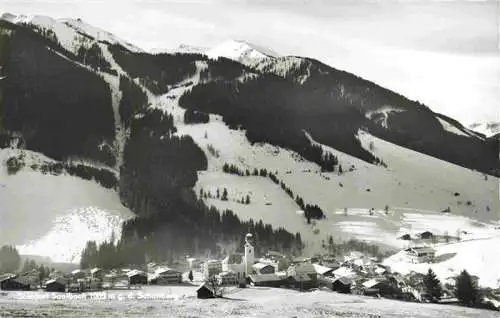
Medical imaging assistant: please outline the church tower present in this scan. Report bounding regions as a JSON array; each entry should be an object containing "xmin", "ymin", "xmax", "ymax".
[{"xmin": 244, "ymin": 233, "xmax": 255, "ymax": 277}]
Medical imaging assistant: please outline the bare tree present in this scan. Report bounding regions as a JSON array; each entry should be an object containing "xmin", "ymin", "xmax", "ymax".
[{"xmin": 207, "ymin": 275, "xmax": 224, "ymax": 298}]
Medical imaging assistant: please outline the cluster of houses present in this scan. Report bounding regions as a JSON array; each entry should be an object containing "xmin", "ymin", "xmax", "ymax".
[
  {"xmin": 1, "ymin": 231, "xmax": 473, "ymax": 306},
  {"xmin": 0, "ymin": 263, "xmax": 185, "ymax": 293},
  {"xmin": 193, "ymin": 234, "xmax": 447, "ymax": 301}
]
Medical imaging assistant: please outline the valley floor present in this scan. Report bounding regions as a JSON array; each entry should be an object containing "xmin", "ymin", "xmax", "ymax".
[{"xmin": 0, "ymin": 286, "xmax": 497, "ymax": 318}]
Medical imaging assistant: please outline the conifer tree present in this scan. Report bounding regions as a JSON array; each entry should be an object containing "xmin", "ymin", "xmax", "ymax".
[
  {"xmin": 423, "ymin": 268, "xmax": 442, "ymax": 302},
  {"xmin": 188, "ymin": 270, "xmax": 194, "ymax": 282},
  {"xmin": 455, "ymin": 270, "xmax": 479, "ymax": 306},
  {"xmin": 221, "ymin": 188, "xmax": 228, "ymax": 201}
]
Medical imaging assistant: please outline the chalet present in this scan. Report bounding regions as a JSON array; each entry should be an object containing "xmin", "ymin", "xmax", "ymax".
[
  {"xmin": 247, "ymin": 273, "xmax": 284, "ymax": 287},
  {"xmin": 204, "ymin": 260, "xmax": 223, "ymax": 279},
  {"xmin": 362, "ymin": 278, "xmax": 400, "ymax": 298},
  {"xmin": 90, "ymin": 268, "xmax": 104, "ymax": 280},
  {"xmin": 313, "ymin": 264, "xmax": 335, "ymax": 278},
  {"xmin": 403, "ymin": 246, "xmax": 435, "ymax": 263},
  {"xmin": 127, "ymin": 270, "xmax": 147, "ymax": 285},
  {"xmin": 217, "ymin": 271, "xmax": 237, "ymax": 285},
  {"xmin": 321, "ymin": 256, "xmax": 341, "ymax": 269},
  {"xmin": 222, "ymin": 254, "xmax": 245, "ymax": 282},
  {"xmin": 45, "ymin": 279, "xmax": 66, "ymax": 292},
  {"xmin": 71, "ymin": 269, "xmax": 86, "ymax": 280},
  {"xmin": 149, "ymin": 268, "xmax": 182, "ymax": 285},
  {"xmin": 197, "ymin": 283, "xmax": 215, "ymax": 299},
  {"xmin": 251, "ymin": 263, "xmax": 275, "ymax": 275},
  {"xmin": 399, "ymin": 234, "xmax": 412, "ymax": 241},
  {"xmin": 0, "ymin": 275, "xmax": 30, "ymax": 291},
  {"xmin": 419, "ymin": 231, "xmax": 434, "ymax": 240},
  {"xmin": 331, "ymin": 276, "xmax": 352, "ymax": 294}
]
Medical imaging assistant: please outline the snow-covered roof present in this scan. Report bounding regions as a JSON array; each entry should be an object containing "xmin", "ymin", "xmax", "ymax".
[
  {"xmin": 363, "ymin": 278, "xmax": 382, "ymax": 289},
  {"xmin": 252, "ymin": 263, "xmax": 274, "ymax": 270},
  {"xmin": 90, "ymin": 267, "xmax": 101, "ymax": 274},
  {"xmin": 154, "ymin": 267, "xmax": 180, "ymax": 275},
  {"xmin": 126, "ymin": 269, "xmax": 146, "ymax": 277},
  {"xmin": 313, "ymin": 264, "xmax": 333, "ymax": 275},
  {"xmin": 333, "ymin": 266, "xmax": 355, "ymax": 278},
  {"xmin": 332, "ymin": 276, "xmax": 352, "ymax": 285},
  {"xmin": 249, "ymin": 273, "xmax": 282, "ymax": 283}
]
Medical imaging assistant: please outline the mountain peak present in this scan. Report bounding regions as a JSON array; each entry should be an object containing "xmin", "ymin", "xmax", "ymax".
[{"xmin": 207, "ymin": 39, "xmax": 278, "ymax": 65}]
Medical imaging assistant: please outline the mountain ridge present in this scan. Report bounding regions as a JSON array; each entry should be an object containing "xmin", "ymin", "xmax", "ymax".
[{"xmin": 0, "ymin": 14, "xmax": 498, "ymax": 271}]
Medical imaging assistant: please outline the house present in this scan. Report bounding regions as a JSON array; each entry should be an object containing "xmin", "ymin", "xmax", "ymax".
[
  {"xmin": 247, "ymin": 273, "xmax": 284, "ymax": 287},
  {"xmin": 222, "ymin": 254, "xmax": 245, "ymax": 282},
  {"xmin": 127, "ymin": 270, "xmax": 147, "ymax": 285},
  {"xmin": 331, "ymin": 276, "xmax": 352, "ymax": 294},
  {"xmin": 419, "ymin": 231, "xmax": 434, "ymax": 240},
  {"xmin": 257, "ymin": 257, "xmax": 280, "ymax": 272},
  {"xmin": 71, "ymin": 269, "xmax": 86, "ymax": 280},
  {"xmin": 373, "ymin": 264, "xmax": 390, "ymax": 275},
  {"xmin": 204, "ymin": 260, "xmax": 223, "ymax": 279},
  {"xmin": 399, "ymin": 234, "xmax": 412, "ymax": 241},
  {"xmin": 217, "ymin": 271, "xmax": 237, "ymax": 285},
  {"xmin": 45, "ymin": 279, "xmax": 66, "ymax": 292},
  {"xmin": 0, "ymin": 275, "xmax": 31, "ymax": 291},
  {"xmin": 403, "ymin": 246, "xmax": 435, "ymax": 263},
  {"xmin": 313, "ymin": 264, "xmax": 335, "ymax": 278},
  {"xmin": 197, "ymin": 283, "xmax": 215, "ymax": 299},
  {"xmin": 251, "ymin": 263, "xmax": 275, "ymax": 275},
  {"xmin": 362, "ymin": 278, "xmax": 400, "ymax": 297},
  {"xmin": 90, "ymin": 268, "xmax": 104, "ymax": 280},
  {"xmin": 150, "ymin": 267, "xmax": 182, "ymax": 284},
  {"xmin": 321, "ymin": 256, "xmax": 341, "ymax": 269}
]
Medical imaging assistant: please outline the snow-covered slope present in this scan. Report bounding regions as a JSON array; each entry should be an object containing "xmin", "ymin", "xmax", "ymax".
[
  {"xmin": 0, "ymin": 13, "xmax": 142, "ymax": 54},
  {"xmin": 0, "ymin": 149, "xmax": 133, "ymax": 263},
  {"xmin": 469, "ymin": 122, "xmax": 500, "ymax": 138},
  {"xmin": 207, "ymin": 39, "xmax": 277, "ymax": 65},
  {"xmin": 149, "ymin": 60, "xmax": 499, "ymax": 255},
  {"xmin": 384, "ymin": 236, "xmax": 500, "ymax": 288},
  {"xmin": 150, "ymin": 44, "xmax": 208, "ymax": 55}
]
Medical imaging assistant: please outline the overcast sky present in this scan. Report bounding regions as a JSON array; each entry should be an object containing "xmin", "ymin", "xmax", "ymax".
[{"xmin": 1, "ymin": 0, "xmax": 498, "ymax": 125}]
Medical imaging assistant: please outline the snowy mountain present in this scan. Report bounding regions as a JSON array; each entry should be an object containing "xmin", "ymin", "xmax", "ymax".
[
  {"xmin": 0, "ymin": 14, "xmax": 498, "ymax": 278},
  {"xmin": 0, "ymin": 13, "xmax": 142, "ymax": 54},
  {"xmin": 469, "ymin": 122, "xmax": 500, "ymax": 138},
  {"xmin": 207, "ymin": 39, "xmax": 278, "ymax": 65},
  {"xmin": 158, "ymin": 43, "xmax": 208, "ymax": 55}
]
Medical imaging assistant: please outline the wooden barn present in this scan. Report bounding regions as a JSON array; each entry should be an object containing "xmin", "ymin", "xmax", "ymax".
[
  {"xmin": 0, "ymin": 275, "xmax": 31, "ymax": 291},
  {"xmin": 127, "ymin": 270, "xmax": 147, "ymax": 285},
  {"xmin": 45, "ymin": 279, "xmax": 66, "ymax": 292},
  {"xmin": 197, "ymin": 283, "xmax": 215, "ymax": 299},
  {"xmin": 331, "ymin": 276, "xmax": 352, "ymax": 294}
]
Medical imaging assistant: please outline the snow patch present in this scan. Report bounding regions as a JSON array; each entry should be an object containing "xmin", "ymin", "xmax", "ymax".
[
  {"xmin": 207, "ymin": 39, "xmax": 276, "ymax": 66},
  {"xmin": 365, "ymin": 106, "xmax": 405, "ymax": 129},
  {"xmin": 436, "ymin": 117, "xmax": 471, "ymax": 138}
]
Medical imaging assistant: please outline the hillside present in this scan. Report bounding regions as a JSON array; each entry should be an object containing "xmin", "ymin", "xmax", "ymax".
[{"xmin": 0, "ymin": 14, "xmax": 498, "ymax": 273}]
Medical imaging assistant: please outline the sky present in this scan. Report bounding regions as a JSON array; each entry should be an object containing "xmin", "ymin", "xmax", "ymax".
[{"xmin": 1, "ymin": 0, "xmax": 498, "ymax": 125}]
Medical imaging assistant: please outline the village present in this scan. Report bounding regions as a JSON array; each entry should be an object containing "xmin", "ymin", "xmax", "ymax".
[{"xmin": 0, "ymin": 232, "xmax": 499, "ymax": 312}]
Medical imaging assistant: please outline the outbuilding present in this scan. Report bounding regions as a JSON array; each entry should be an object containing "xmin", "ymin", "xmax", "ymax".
[
  {"xmin": 331, "ymin": 276, "xmax": 352, "ymax": 294},
  {"xmin": 197, "ymin": 283, "xmax": 215, "ymax": 299},
  {"xmin": 45, "ymin": 279, "xmax": 66, "ymax": 292},
  {"xmin": 0, "ymin": 275, "xmax": 30, "ymax": 291}
]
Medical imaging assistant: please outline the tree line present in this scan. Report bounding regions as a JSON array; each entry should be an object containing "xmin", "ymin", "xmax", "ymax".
[
  {"xmin": 109, "ymin": 44, "xmax": 204, "ymax": 95},
  {"xmin": 220, "ymin": 163, "xmax": 325, "ymax": 222}
]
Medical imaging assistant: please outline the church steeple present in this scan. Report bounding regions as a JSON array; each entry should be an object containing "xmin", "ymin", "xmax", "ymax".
[{"xmin": 244, "ymin": 233, "xmax": 254, "ymax": 277}]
